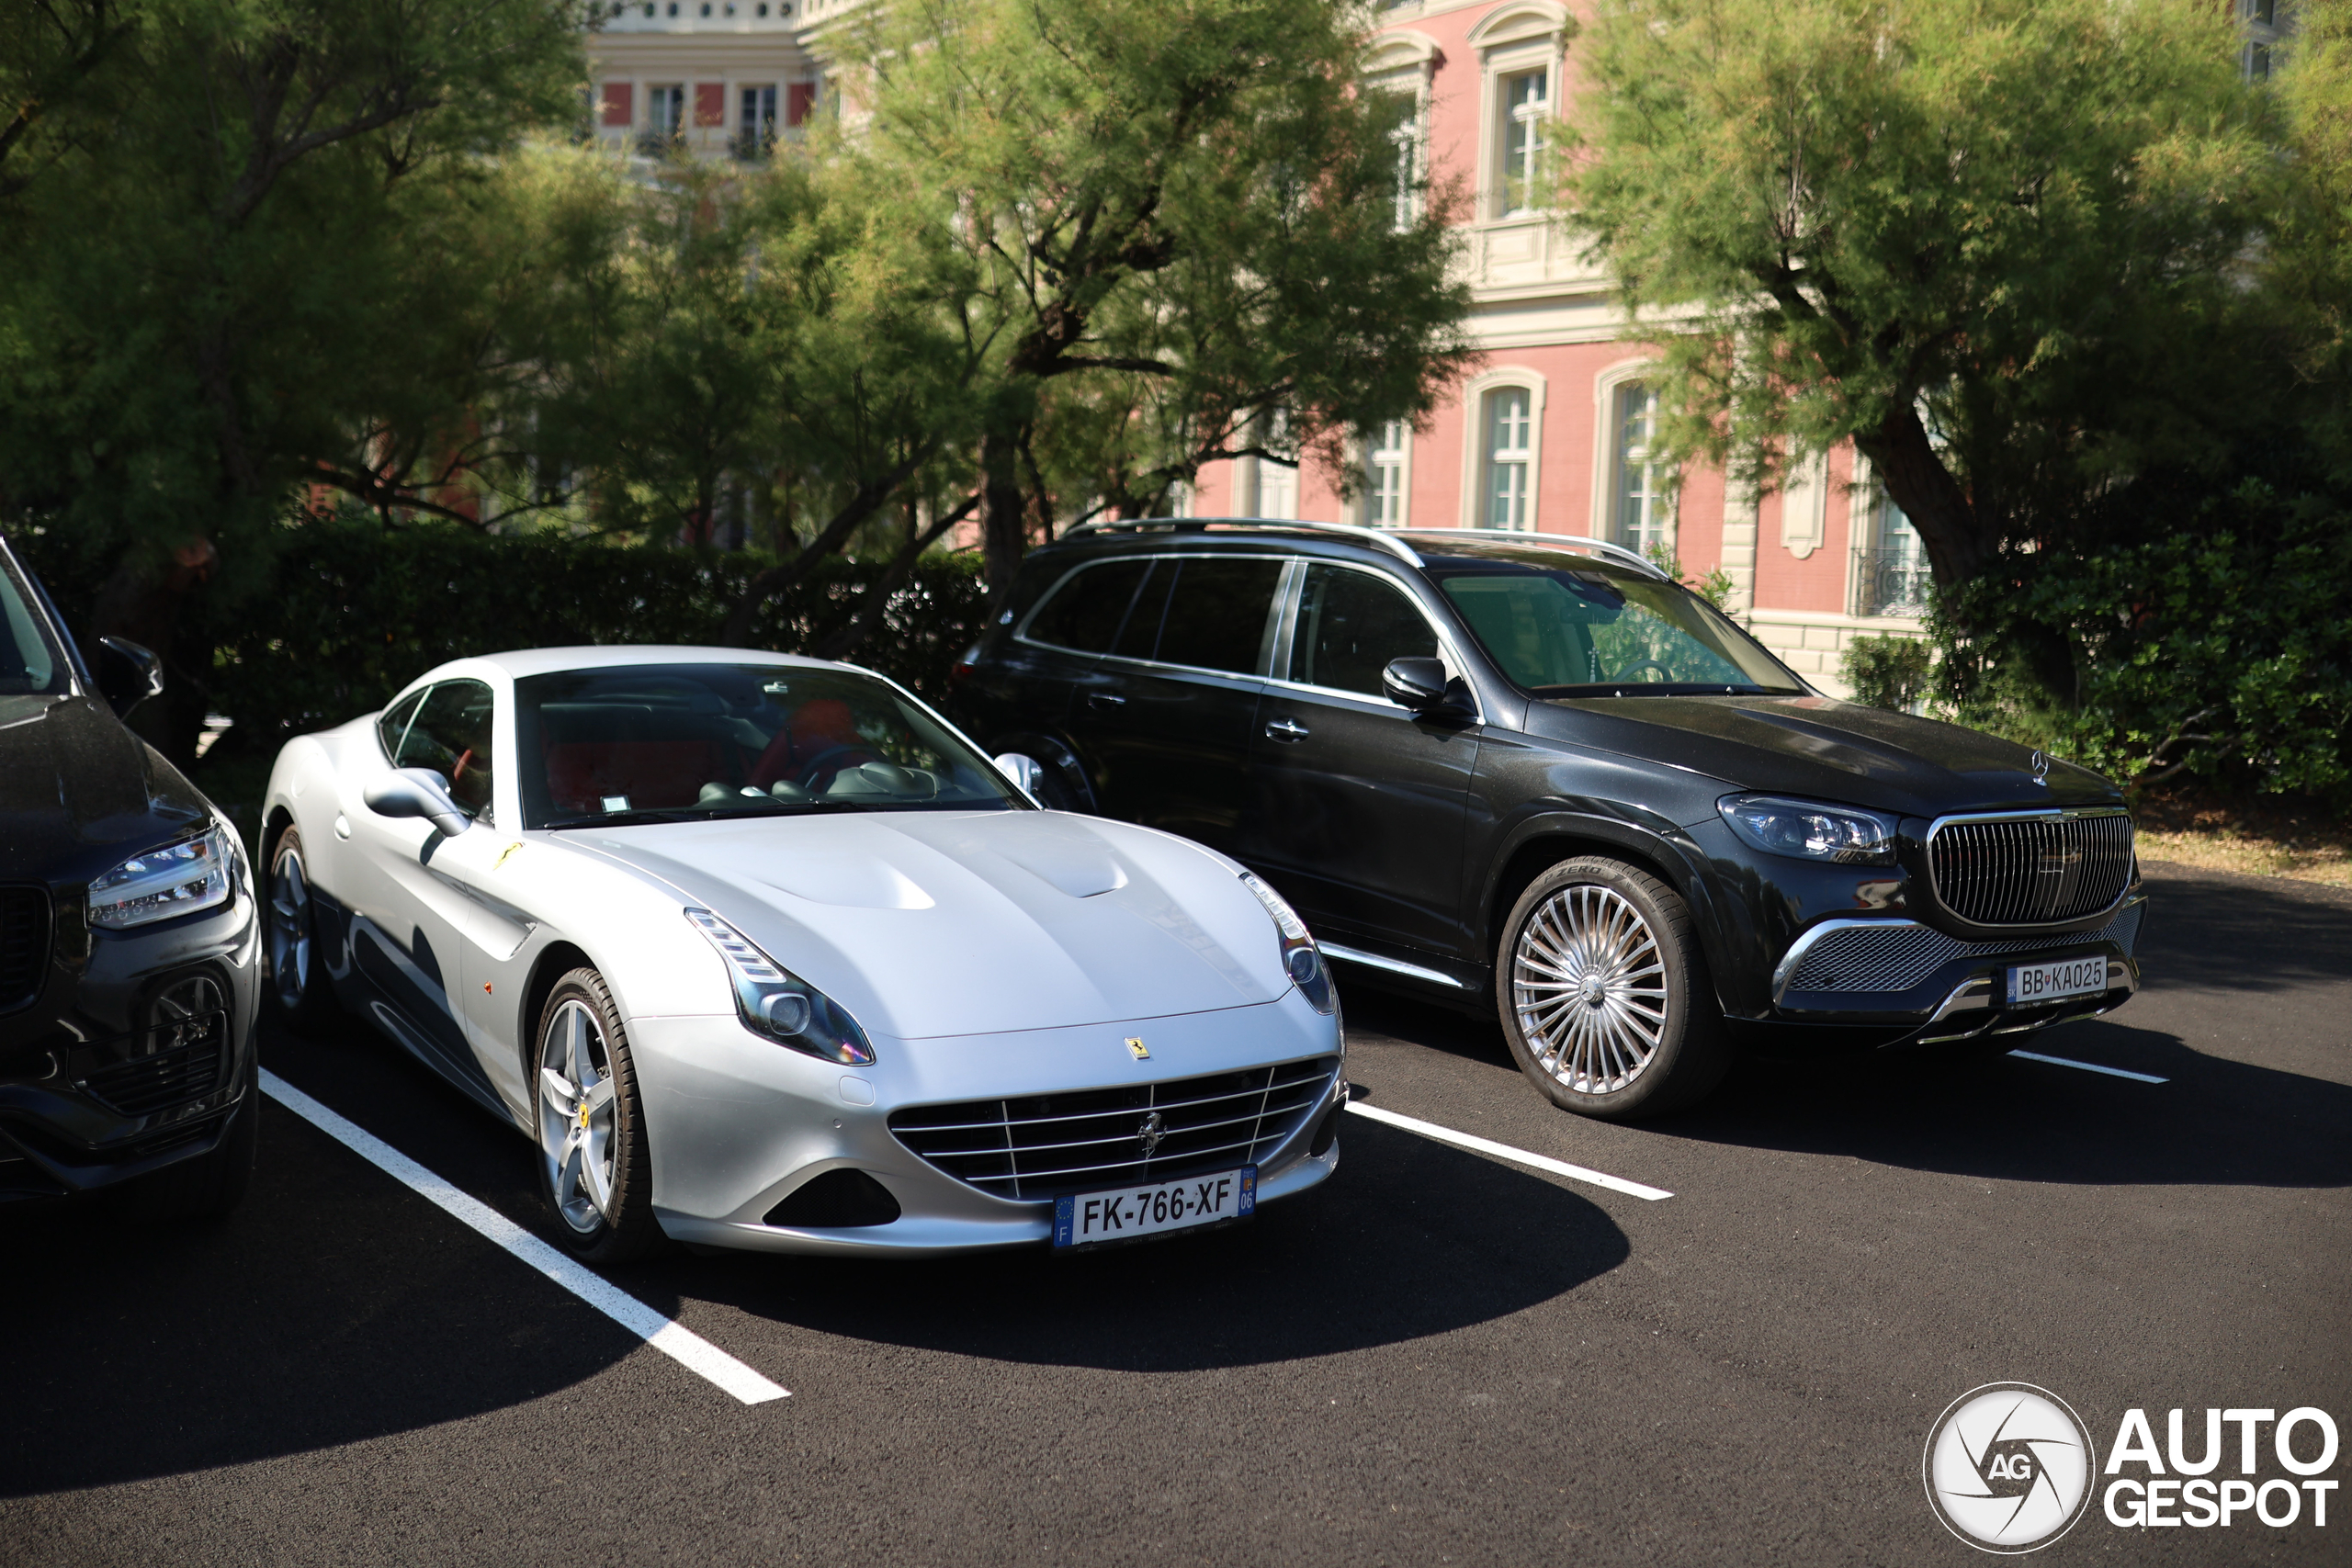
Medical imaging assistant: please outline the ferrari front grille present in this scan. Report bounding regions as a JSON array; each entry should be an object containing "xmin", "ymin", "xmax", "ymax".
[{"xmin": 888, "ymin": 1055, "xmax": 1340, "ymax": 1202}]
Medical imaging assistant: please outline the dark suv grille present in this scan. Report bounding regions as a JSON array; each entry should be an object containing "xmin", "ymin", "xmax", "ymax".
[
  {"xmin": 1928, "ymin": 811, "xmax": 2135, "ymax": 927},
  {"xmin": 0, "ymin": 886, "xmax": 51, "ymax": 1013},
  {"xmin": 889, "ymin": 1055, "xmax": 1340, "ymax": 1202}
]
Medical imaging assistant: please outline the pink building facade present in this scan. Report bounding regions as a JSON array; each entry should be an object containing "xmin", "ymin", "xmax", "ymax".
[{"xmin": 1185, "ymin": 0, "xmax": 1929, "ymax": 697}]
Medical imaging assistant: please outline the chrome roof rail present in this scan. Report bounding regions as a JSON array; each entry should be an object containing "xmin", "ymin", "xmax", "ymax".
[
  {"xmin": 1397, "ymin": 527, "xmax": 1670, "ymax": 580},
  {"xmin": 1060, "ymin": 517, "xmax": 1425, "ymax": 568}
]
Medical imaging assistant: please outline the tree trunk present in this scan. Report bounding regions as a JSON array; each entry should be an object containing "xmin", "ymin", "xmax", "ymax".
[
  {"xmin": 717, "ymin": 452, "xmax": 932, "ymax": 646},
  {"xmin": 1852, "ymin": 400, "xmax": 1984, "ymax": 587},
  {"xmin": 978, "ymin": 426, "xmax": 1028, "ymax": 616}
]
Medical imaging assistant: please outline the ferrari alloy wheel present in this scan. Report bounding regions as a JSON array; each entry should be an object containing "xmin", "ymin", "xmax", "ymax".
[
  {"xmin": 534, "ymin": 968, "xmax": 664, "ymax": 1261},
  {"xmin": 1498, "ymin": 858, "xmax": 1729, "ymax": 1121},
  {"xmin": 266, "ymin": 826, "xmax": 338, "ymax": 1030}
]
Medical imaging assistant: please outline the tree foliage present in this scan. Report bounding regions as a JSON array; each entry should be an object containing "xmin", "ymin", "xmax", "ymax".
[
  {"xmin": 838, "ymin": 0, "xmax": 1476, "ymax": 598},
  {"xmin": 1563, "ymin": 0, "xmax": 2274, "ymax": 588}
]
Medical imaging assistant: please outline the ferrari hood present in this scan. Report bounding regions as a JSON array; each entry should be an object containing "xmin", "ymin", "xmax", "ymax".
[{"xmin": 567, "ymin": 809, "xmax": 1287, "ymax": 1040}]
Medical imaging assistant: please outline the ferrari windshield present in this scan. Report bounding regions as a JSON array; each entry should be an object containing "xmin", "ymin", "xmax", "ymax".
[
  {"xmin": 1432, "ymin": 562, "xmax": 1802, "ymax": 696},
  {"xmin": 516, "ymin": 663, "xmax": 1023, "ymax": 829}
]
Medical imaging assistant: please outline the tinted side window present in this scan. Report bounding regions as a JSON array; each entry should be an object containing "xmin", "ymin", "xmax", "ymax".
[
  {"xmin": 1024, "ymin": 558, "xmax": 1152, "ymax": 654},
  {"xmin": 1291, "ymin": 565, "xmax": 1438, "ymax": 696},
  {"xmin": 1152, "ymin": 558, "xmax": 1286, "ymax": 675},
  {"xmin": 1110, "ymin": 559, "xmax": 1174, "ymax": 660},
  {"xmin": 377, "ymin": 689, "xmax": 426, "ymax": 761},
  {"xmin": 395, "ymin": 679, "xmax": 497, "ymax": 817}
]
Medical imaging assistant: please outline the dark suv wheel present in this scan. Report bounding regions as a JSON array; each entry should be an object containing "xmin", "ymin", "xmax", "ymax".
[{"xmin": 1498, "ymin": 858, "xmax": 1730, "ymax": 1120}]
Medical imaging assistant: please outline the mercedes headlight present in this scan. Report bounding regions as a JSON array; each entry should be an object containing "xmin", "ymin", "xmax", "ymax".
[
  {"xmin": 684, "ymin": 908, "xmax": 876, "ymax": 1066},
  {"xmin": 1239, "ymin": 871, "xmax": 1335, "ymax": 1014},
  {"xmin": 1717, "ymin": 795, "xmax": 1896, "ymax": 865},
  {"xmin": 88, "ymin": 825, "xmax": 237, "ymax": 931}
]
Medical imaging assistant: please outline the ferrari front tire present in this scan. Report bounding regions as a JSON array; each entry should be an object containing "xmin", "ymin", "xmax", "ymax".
[
  {"xmin": 266, "ymin": 825, "xmax": 340, "ymax": 1032},
  {"xmin": 534, "ymin": 968, "xmax": 665, "ymax": 1262}
]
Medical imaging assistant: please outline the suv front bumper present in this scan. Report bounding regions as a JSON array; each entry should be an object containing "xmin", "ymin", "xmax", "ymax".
[{"xmin": 1765, "ymin": 895, "xmax": 2145, "ymax": 1046}]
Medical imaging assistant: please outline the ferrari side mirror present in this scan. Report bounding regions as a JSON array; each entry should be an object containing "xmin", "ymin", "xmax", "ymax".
[{"xmin": 364, "ymin": 768, "xmax": 472, "ymax": 837}]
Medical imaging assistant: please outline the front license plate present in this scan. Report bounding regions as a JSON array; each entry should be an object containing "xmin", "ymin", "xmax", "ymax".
[
  {"xmin": 1053, "ymin": 1167, "xmax": 1256, "ymax": 1249},
  {"xmin": 2007, "ymin": 956, "xmax": 2109, "ymax": 1005}
]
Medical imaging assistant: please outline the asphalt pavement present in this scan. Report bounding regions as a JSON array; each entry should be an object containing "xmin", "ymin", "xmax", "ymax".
[{"xmin": 3, "ymin": 860, "xmax": 2346, "ymax": 1566}]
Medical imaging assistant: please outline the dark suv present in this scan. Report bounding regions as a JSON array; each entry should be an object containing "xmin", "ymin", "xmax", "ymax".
[
  {"xmin": 0, "ymin": 533, "xmax": 261, "ymax": 1213},
  {"xmin": 950, "ymin": 520, "xmax": 2143, "ymax": 1119}
]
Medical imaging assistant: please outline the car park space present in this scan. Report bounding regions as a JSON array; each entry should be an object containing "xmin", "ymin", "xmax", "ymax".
[{"xmin": 4, "ymin": 863, "xmax": 2345, "ymax": 1564}]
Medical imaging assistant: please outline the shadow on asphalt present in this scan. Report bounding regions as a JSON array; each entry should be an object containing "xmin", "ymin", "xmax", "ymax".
[
  {"xmin": 684, "ymin": 1113, "xmax": 1628, "ymax": 1371},
  {"xmin": 0, "ymin": 1009, "xmax": 1628, "ymax": 1495},
  {"xmin": 1338, "ymin": 867, "xmax": 2352, "ymax": 1192},
  {"xmin": 2132, "ymin": 863, "xmax": 2352, "ymax": 996}
]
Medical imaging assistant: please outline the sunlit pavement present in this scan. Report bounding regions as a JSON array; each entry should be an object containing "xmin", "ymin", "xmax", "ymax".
[{"xmin": 3, "ymin": 862, "xmax": 2346, "ymax": 1566}]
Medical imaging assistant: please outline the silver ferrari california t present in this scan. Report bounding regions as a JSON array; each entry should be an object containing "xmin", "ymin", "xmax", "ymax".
[{"xmin": 260, "ymin": 648, "xmax": 1344, "ymax": 1260}]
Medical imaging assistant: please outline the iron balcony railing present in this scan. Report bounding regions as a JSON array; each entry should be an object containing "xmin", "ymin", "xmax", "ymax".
[{"xmin": 1853, "ymin": 547, "xmax": 1930, "ymax": 617}]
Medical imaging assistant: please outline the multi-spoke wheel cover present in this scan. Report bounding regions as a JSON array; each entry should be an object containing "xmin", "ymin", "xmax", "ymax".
[
  {"xmin": 1512, "ymin": 884, "xmax": 1669, "ymax": 1096},
  {"xmin": 537, "ymin": 998, "xmax": 621, "ymax": 1235},
  {"xmin": 268, "ymin": 845, "xmax": 312, "ymax": 1010}
]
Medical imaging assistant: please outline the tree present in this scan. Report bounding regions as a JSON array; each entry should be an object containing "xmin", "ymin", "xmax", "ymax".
[
  {"xmin": 1562, "ymin": 0, "xmax": 2273, "ymax": 591},
  {"xmin": 0, "ymin": 0, "xmax": 589, "ymax": 757},
  {"xmin": 836, "ymin": 0, "xmax": 1476, "ymax": 605}
]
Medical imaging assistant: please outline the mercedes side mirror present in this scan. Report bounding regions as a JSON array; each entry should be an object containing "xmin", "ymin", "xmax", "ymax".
[
  {"xmin": 95, "ymin": 637, "xmax": 164, "ymax": 718},
  {"xmin": 364, "ymin": 768, "xmax": 472, "ymax": 837},
  {"xmin": 1382, "ymin": 657, "xmax": 1464, "ymax": 716}
]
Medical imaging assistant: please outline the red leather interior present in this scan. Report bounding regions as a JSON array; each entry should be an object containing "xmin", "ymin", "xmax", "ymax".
[{"xmin": 545, "ymin": 739, "xmax": 726, "ymax": 814}]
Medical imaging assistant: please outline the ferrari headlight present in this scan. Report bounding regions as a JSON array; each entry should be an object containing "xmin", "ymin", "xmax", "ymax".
[
  {"xmin": 1239, "ymin": 871, "xmax": 1334, "ymax": 1014},
  {"xmin": 684, "ymin": 908, "xmax": 876, "ymax": 1066},
  {"xmin": 1717, "ymin": 795, "xmax": 1897, "ymax": 865},
  {"xmin": 89, "ymin": 825, "xmax": 236, "ymax": 931}
]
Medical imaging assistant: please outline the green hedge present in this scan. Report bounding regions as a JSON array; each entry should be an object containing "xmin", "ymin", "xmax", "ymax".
[{"xmin": 17, "ymin": 522, "xmax": 989, "ymax": 757}]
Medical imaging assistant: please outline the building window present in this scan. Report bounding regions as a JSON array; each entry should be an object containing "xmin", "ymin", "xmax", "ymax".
[
  {"xmin": 1366, "ymin": 421, "xmax": 1409, "ymax": 525},
  {"xmin": 739, "ymin": 85, "xmax": 778, "ymax": 158},
  {"xmin": 1611, "ymin": 384, "xmax": 1667, "ymax": 554},
  {"xmin": 1499, "ymin": 68, "xmax": 1548, "ymax": 216},
  {"xmin": 1855, "ymin": 482, "xmax": 1929, "ymax": 616},
  {"xmin": 1371, "ymin": 90, "xmax": 1421, "ymax": 231},
  {"xmin": 642, "ymin": 85, "xmax": 685, "ymax": 152},
  {"xmin": 1484, "ymin": 389, "xmax": 1532, "ymax": 529}
]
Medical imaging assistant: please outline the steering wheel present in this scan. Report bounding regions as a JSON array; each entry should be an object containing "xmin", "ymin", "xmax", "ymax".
[
  {"xmin": 794, "ymin": 742, "xmax": 879, "ymax": 793},
  {"xmin": 1612, "ymin": 660, "xmax": 1674, "ymax": 683}
]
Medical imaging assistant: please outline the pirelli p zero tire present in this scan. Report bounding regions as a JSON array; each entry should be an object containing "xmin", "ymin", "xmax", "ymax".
[
  {"xmin": 1498, "ymin": 857, "xmax": 1731, "ymax": 1121},
  {"xmin": 265, "ymin": 824, "xmax": 340, "ymax": 1032},
  {"xmin": 534, "ymin": 968, "xmax": 666, "ymax": 1263}
]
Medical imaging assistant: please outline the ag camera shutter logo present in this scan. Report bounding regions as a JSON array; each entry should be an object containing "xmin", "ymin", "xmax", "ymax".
[{"xmin": 1923, "ymin": 1382, "xmax": 2097, "ymax": 1553}]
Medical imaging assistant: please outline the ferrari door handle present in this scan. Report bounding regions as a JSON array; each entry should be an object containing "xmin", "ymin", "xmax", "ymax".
[
  {"xmin": 1086, "ymin": 692, "xmax": 1126, "ymax": 710},
  {"xmin": 1264, "ymin": 716, "xmax": 1310, "ymax": 742}
]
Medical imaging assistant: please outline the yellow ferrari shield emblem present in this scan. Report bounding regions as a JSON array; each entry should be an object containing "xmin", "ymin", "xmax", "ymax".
[{"xmin": 1125, "ymin": 1037, "xmax": 1149, "ymax": 1060}]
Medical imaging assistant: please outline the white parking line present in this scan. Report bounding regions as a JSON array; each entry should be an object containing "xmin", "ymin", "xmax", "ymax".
[
  {"xmin": 1346, "ymin": 1099, "xmax": 1673, "ymax": 1201},
  {"xmin": 259, "ymin": 1069, "xmax": 788, "ymax": 1405},
  {"xmin": 2006, "ymin": 1049, "xmax": 2169, "ymax": 1085}
]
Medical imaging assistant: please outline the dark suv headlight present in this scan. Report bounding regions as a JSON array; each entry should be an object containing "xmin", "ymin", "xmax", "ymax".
[
  {"xmin": 1717, "ymin": 795, "xmax": 1896, "ymax": 866},
  {"xmin": 684, "ymin": 908, "xmax": 876, "ymax": 1066},
  {"xmin": 88, "ymin": 825, "xmax": 237, "ymax": 931}
]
